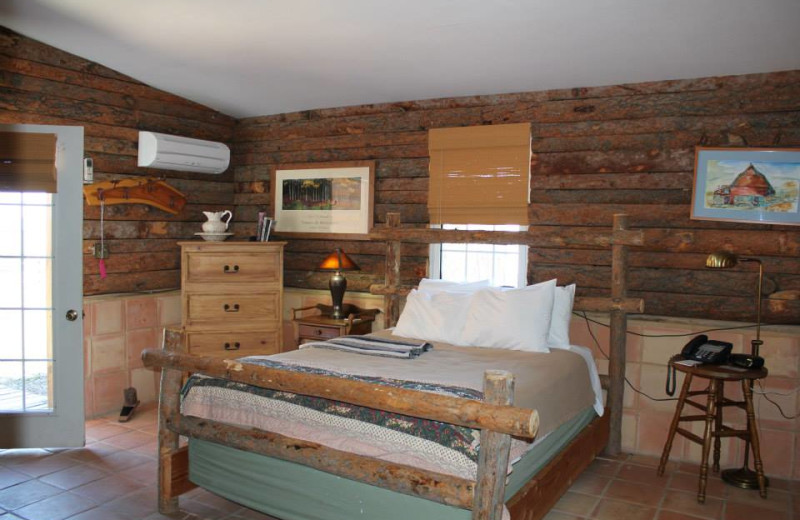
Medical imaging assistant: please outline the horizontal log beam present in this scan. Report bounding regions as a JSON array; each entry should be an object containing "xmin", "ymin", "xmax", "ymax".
[
  {"xmin": 368, "ymin": 225, "xmax": 644, "ymax": 248},
  {"xmin": 141, "ymin": 349, "xmax": 539, "ymax": 439},
  {"xmin": 370, "ymin": 284, "xmax": 415, "ymax": 296},
  {"xmin": 171, "ymin": 414, "xmax": 474, "ymax": 509},
  {"xmin": 368, "ymin": 287, "xmax": 644, "ymax": 314},
  {"xmin": 574, "ymin": 296, "xmax": 645, "ymax": 313}
]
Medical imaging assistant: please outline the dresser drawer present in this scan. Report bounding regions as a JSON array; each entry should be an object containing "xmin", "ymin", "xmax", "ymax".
[
  {"xmin": 297, "ymin": 324, "xmax": 341, "ymax": 340},
  {"xmin": 186, "ymin": 293, "xmax": 280, "ymax": 324},
  {"xmin": 185, "ymin": 252, "xmax": 281, "ymax": 283},
  {"xmin": 187, "ymin": 331, "xmax": 280, "ymax": 357}
]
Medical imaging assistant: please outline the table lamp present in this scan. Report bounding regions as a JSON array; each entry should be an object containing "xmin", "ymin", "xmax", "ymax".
[
  {"xmin": 705, "ymin": 250, "xmax": 767, "ymax": 490},
  {"xmin": 318, "ymin": 248, "xmax": 360, "ymax": 319}
]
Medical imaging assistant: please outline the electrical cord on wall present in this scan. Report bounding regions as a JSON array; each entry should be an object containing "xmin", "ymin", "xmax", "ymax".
[
  {"xmin": 575, "ymin": 312, "xmax": 760, "ymax": 338},
  {"xmin": 754, "ymin": 380, "xmax": 800, "ymax": 420},
  {"xmin": 580, "ymin": 312, "xmax": 677, "ymax": 403},
  {"xmin": 578, "ymin": 311, "xmax": 800, "ymax": 418}
]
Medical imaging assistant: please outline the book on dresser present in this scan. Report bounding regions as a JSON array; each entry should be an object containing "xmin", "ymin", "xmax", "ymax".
[{"xmin": 179, "ymin": 241, "xmax": 286, "ymax": 358}]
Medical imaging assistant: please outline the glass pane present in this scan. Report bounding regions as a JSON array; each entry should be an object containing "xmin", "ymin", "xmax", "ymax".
[
  {"xmin": 466, "ymin": 242, "xmax": 492, "ymax": 252},
  {"xmin": 0, "ymin": 310, "xmax": 22, "ymax": 360},
  {"xmin": 441, "ymin": 242, "xmax": 466, "ymax": 252},
  {"xmin": 0, "ymin": 205, "xmax": 22, "ymax": 256},
  {"xmin": 22, "ymin": 205, "xmax": 52, "ymax": 257},
  {"xmin": 23, "ymin": 258, "xmax": 50, "ymax": 308},
  {"xmin": 22, "ymin": 193, "xmax": 51, "ymax": 205},
  {"xmin": 23, "ymin": 361, "xmax": 51, "ymax": 411},
  {"xmin": 0, "ymin": 259, "xmax": 22, "ymax": 308},
  {"xmin": 494, "ymin": 253, "xmax": 519, "ymax": 287},
  {"xmin": 0, "ymin": 193, "xmax": 21, "ymax": 204},
  {"xmin": 466, "ymin": 252, "xmax": 494, "ymax": 281},
  {"xmin": 24, "ymin": 310, "xmax": 51, "ymax": 360},
  {"xmin": 0, "ymin": 361, "xmax": 23, "ymax": 411},
  {"xmin": 441, "ymin": 252, "xmax": 467, "ymax": 282}
]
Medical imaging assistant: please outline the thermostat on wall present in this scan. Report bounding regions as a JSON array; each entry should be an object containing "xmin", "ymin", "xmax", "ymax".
[{"xmin": 83, "ymin": 157, "xmax": 93, "ymax": 184}]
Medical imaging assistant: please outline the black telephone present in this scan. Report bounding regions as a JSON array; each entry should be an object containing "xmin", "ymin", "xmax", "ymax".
[
  {"xmin": 680, "ymin": 334, "xmax": 733, "ymax": 364},
  {"xmin": 666, "ymin": 335, "xmax": 733, "ymax": 396}
]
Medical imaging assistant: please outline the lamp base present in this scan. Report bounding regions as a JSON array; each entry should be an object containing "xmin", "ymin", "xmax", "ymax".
[
  {"xmin": 721, "ymin": 467, "xmax": 768, "ymax": 490},
  {"xmin": 329, "ymin": 271, "xmax": 347, "ymax": 320}
]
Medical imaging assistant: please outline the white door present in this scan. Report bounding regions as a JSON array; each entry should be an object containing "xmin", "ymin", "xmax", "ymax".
[{"xmin": 0, "ymin": 124, "xmax": 84, "ymax": 447}]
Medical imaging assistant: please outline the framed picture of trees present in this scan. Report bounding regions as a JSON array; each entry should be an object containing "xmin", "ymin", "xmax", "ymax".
[{"xmin": 272, "ymin": 161, "xmax": 375, "ymax": 238}]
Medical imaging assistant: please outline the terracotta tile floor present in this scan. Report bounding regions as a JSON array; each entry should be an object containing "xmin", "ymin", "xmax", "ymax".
[{"xmin": 0, "ymin": 405, "xmax": 795, "ymax": 519}]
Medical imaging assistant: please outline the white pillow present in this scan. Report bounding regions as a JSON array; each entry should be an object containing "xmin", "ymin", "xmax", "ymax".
[
  {"xmin": 460, "ymin": 279, "xmax": 556, "ymax": 352},
  {"xmin": 418, "ymin": 278, "xmax": 490, "ymax": 293},
  {"xmin": 393, "ymin": 289, "xmax": 471, "ymax": 344},
  {"xmin": 547, "ymin": 284, "xmax": 576, "ymax": 349}
]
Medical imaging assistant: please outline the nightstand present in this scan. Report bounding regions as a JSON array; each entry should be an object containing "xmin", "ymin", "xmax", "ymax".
[{"xmin": 291, "ymin": 303, "xmax": 380, "ymax": 347}]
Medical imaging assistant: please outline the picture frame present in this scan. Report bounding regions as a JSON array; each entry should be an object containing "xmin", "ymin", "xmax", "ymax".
[
  {"xmin": 271, "ymin": 161, "xmax": 375, "ymax": 238},
  {"xmin": 691, "ymin": 147, "xmax": 800, "ymax": 226}
]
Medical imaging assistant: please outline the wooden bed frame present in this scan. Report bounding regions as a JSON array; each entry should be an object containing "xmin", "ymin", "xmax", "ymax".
[{"xmin": 142, "ymin": 212, "xmax": 644, "ymax": 520}]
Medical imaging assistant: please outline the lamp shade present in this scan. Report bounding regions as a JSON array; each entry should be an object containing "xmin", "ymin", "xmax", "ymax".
[
  {"xmin": 705, "ymin": 251, "xmax": 739, "ymax": 269},
  {"xmin": 318, "ymin": 249, "xmax": 360, "ymax": 271}
]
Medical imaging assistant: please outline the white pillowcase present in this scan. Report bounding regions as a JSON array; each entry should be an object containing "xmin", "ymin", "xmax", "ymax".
[
  {"xmin": 393, "ymin": 289, "xmax": 471, "ymax": 344},
  {"xmin": 547, "ymin": 284, "xmax": 576, "ymax": 348},
  {"xmin": 460, "ymin": 279, "xmax": 556, "ymax": 352},
  {"xmin": 417, "ymin": 278, "xmax": 490, "ymax": 293}
]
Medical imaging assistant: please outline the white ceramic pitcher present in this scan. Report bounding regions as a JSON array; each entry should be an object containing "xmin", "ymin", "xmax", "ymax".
[{"xmin": 202, "ymin": 210, "xmax": 232, "ymax": 234}]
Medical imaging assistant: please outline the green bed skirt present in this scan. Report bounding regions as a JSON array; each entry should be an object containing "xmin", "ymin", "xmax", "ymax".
[{"xmin": 188, "ymin": 407, "xmax": 597, "ymax": 520}]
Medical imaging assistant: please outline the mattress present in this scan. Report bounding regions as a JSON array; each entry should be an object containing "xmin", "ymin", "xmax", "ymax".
[
  {"xmin": 189, "ymin": 406, "xmax": 598, "ymax": 520},
  {"xmin": 181, "ymin": 333, "xmax": 600, "ymax": 479}
]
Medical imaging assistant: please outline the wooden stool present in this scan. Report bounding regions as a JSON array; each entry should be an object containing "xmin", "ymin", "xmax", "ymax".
[{"xmin": 657, "ymin": 356, "xmax": 768, "ymax": 503}]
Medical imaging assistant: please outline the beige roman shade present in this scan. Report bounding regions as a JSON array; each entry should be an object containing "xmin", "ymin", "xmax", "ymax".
[
  {"xmin": 0, "ymin": 132, "xmax": 57, "ymax": 192},
  {"xmin": 428, "ymin": 123, "xmax": 531, "ymax": 225}
]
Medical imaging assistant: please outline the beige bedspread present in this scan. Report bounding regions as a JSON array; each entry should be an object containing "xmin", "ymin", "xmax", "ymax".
[{"xmin": 273, "ymin": 330, "xmax": 595, "ymax": 439}]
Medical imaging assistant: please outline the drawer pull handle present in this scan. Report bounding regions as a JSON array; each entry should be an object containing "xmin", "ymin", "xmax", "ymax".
[
  {"xmin": 223, "ymin": 303, "xmax": 240, "ymax": 312},
  {"xmin": 316, "ymin": 329, "xmax": 323, "ymax": 335},
  {"xmin": 224, "ymin": 342, "xmax": 241, "ymax": 350},
  {"xmin": 223, "ymin": 265, "xmax": 240, "ymax": 274}
]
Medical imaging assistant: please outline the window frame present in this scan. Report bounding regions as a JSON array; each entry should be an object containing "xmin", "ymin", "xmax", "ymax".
[{"xmin": 428, "ymin": 224, "xmax": 528, "ymax": 288}]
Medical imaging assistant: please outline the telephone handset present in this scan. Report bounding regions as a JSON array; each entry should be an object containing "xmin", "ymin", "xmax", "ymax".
[{"xmin": 665, "ymin": 335, "xmax": 734, "ymax": 396}]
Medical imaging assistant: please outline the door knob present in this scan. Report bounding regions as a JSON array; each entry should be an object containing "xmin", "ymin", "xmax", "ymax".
[{"xmin": 66, "ymin": 309, "xmax": 79, "ymax": 321}]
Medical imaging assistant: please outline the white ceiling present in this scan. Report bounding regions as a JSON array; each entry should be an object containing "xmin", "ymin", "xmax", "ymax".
[{"xmin": 3, "ymin": 0, "xmax": 800, "ymax": 119}]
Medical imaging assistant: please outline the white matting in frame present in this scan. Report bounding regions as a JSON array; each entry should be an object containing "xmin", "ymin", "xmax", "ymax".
[{"xmin": 273, "ymin": 162, "xmax": 375, "ymax": 236}]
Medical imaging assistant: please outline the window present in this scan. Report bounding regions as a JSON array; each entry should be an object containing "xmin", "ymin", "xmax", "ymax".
[
  {"xmin": 429, "ymin": 224, "xmax": 528, "ymax": 288},
  {"xmin": 0, "ymin": 191, "xmax": 54, "ymax": 411},
  {"xmin": 427, "ymin": 123, "xmax": 531, "ymax": 288}
]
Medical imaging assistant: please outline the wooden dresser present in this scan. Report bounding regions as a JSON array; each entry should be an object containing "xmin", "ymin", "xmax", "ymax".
[{"xmin": 179, "ymin": 241, "xmax": 285, "ymax": 359}]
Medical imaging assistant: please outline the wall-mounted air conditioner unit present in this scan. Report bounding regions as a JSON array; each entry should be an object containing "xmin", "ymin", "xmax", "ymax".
[{"xmin": 137, "ymin": 131, "xmax": 230, "ymax": 174}]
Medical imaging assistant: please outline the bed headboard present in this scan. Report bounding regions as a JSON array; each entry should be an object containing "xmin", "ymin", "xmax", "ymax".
[{"xmin": 368, "ymin": 212, "xmax": 644, "ymax": 457}]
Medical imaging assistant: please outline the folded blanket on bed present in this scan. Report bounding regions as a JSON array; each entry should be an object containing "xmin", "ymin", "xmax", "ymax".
[
  {"xmin": 299, "ymin": 335, "xmax": 432, "ymax": 358},
  {"xmin": 182, "ymin": 358, "xmax": 486, "ymax": 478}
]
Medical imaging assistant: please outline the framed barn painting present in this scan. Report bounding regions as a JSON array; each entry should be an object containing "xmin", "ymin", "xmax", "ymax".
[
  {"xmin": 271, "ymin": 161, "xmax": 375, "ymax": 238},
  {"xmin": 691, "ymin": 147, "xmax": 800, "ymax": 226}
]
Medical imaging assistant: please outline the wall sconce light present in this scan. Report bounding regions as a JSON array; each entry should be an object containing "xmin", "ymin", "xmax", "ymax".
[{"xmin": 318, "ymin": 249, "xmax": 360, "ymax": 319}]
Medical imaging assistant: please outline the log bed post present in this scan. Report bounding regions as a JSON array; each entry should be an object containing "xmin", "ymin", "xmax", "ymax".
[
  {"xmin": 606, "ymin": 213, "xmax": 630, "ymax": 457},
  {"xmin": 157, "ymin": 329, "xmax": 196, "ymax": 513},
  {"xmin": 473, "ymin": 370, "xmax": 514, "ymax": 520},
  {"xmin": 384, "ymin": 212, "xmax": 402, "ymax": 327}
]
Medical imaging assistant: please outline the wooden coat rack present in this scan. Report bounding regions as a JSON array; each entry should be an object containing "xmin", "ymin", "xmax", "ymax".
[{"xmin": 83, "ymin": 178, "xmax": 187, "ymax": 215}]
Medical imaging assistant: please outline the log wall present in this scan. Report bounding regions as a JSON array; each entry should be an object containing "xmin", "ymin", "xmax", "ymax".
[
  {"xmin": 234, "ymin": 71, "xmax": 800, "ymax": 324},
  {"xmin": 0, "ymin": 27, "xmax": 237, "ymax": 295}
]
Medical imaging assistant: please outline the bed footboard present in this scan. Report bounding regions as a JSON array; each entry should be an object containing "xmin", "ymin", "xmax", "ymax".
[{"xmin": 144, "ymin": 330, "xmax": 538, "ymax": 520}]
